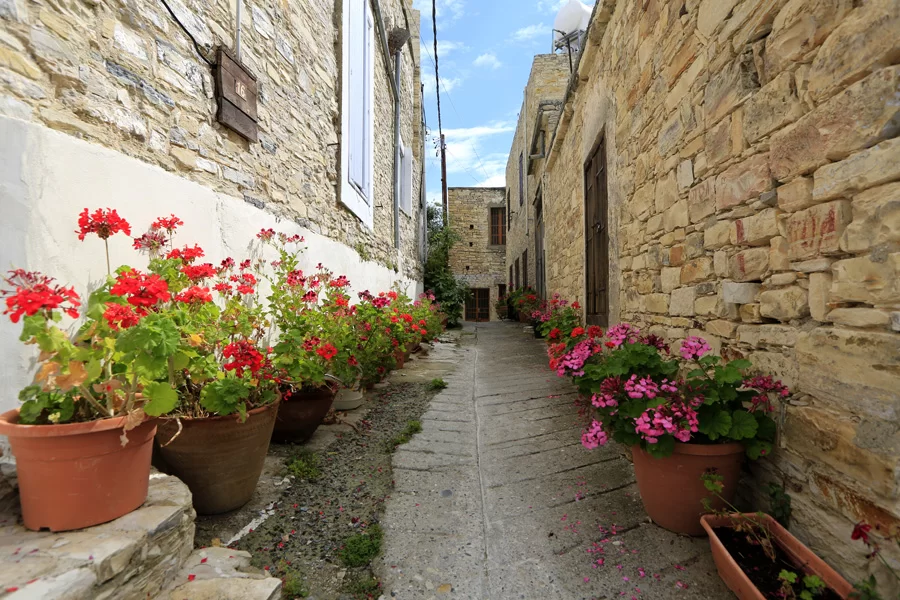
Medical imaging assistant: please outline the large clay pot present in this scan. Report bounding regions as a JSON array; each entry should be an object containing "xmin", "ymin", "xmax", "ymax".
[
  {"xmin": 271, "ymin": 387, "xmax": 335, "ymax": 443},
  {"xmin": 393, "ymin": 349, "xmax": 406, "ymax": 369},
  {"xmin": 701, "ymin": 513, "xmax": 853, "ymax": 599},
  {"xmin": 333, "ymin": 388, "xmax": 364, "ymax": 411},
  {"xmin": 0, "ymin": 410, "xmax": 156, "ymax": 531},
  {"xmin": 154, "ymin": 403, "xmax": 278, "ymax": 515},
  {"xmin": 631, "ymin": 442, "xmax": 744, "ymax": 535}
]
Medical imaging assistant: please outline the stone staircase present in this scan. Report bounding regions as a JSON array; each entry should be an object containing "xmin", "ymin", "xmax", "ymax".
[{"xmin": 0, "ymin": 469, "xmax": 281, "ymax": 599}]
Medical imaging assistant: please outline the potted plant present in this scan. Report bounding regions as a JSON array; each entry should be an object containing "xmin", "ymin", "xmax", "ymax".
[
  {"xmin": 0, "ymin": 209, "xmax": 166, "ymax": 531},
  {"xmin": 700, "ymin": 472, "xmax": 853, "ymax": 599},
  {"xmin": 573, "ymin": 324, "xmax": 784, "ymax": 535},
  {"xmin": 494, "ymin": 294, "xmax": 509, "ymax": 320},
  {"xmin": 534, "ymin": 294, "xmax": 582, "ymax": 342}
]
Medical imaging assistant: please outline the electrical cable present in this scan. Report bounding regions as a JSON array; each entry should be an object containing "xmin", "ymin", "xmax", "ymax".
[{"xmin": 158, "ymin": 0, "xmax": 214, "ymax": 66}]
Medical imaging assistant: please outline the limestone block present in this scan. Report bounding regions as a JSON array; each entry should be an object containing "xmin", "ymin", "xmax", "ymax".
[
  {"xmin": 643, "ymin": 293, "xmax": 670, "ymax": 314},
  {"xmin": 797, "ymin": 327, "xmax": 900, "ymax": 420},
  {"xmin": 688, "ymin": 177, "xmax": 716, "ymax": 223},
  {"xmin": 635, "ymin": 271, "xmax": 657, "ymax": 294},
  {"xmin": 164, "ymin": 577, "xmax": 281, "ymax": 600},
  {"xmin": 743, "ymin": 72, "xmax": 803, "ymax": 143},
  {"xmin": 658, "ymin": 112, "xmax": 684, "ymax": 158},
  {"xmin": 677, "ymin": 159, "xmax": 694, "ymax": 191},
  {"xmin": 706, "ymin": 319, "xmax": 738, "ymax": 338},
  {"xmin": 809, "ymin": 271, "xmax": 832, "ymax": 322},
  {"xmin": 666, "ymin": 244, "xmax": 685, "ymax": 267},
  {"xmin": 663, "ymin": 199, "xmax": 689, "ymax": 231},
  {"xmin": 723, "ymin": 281, "xmax": 760, "ymax": 304},
  {"xmin": 764, "ymin": 0, "xmax": 853, "ymax": 77},
  {"xmin": 777, "ymin": 177, "xmax": 814, "ymax": 213},
  {"xmin": 769, "ymin": 236, "xmax": 790, "ymax": 272},
  {"xmin": 630, "ymin": 183, "xmax": 655, "ymax": 220},
  {"xmin": 665, "ymin": 34, "xmax": 701, "ymax": 85},
  {"xmin": 759, "ymin": 286, "xmax": 809, "ymax": 321},
  {"xmin": 723, "ymin": 0, "xmax": 790, "ymax": 53},
  {"xmin": 704, "ymin": 50, "xmax": 761, "ymax": 125},
  {"xmin": 661, "ymin": 267, "xmax": 682, "ymax": 293},
  {"xmin": 769, "ymin": 272, "xmax": 796, "ymax": 286},
  {"xmin": 704, "ymin": 221, "xmax": 731, "ymax": 250},
  {"xmin": 786, "ymin": 200, "xmax": 851, "ymax": 260},
  {"xmin": 770, "ymin": 66, "xmax": 900, "ymax": 181},
  {"xmin": 714, "ymin": 250, "xmax": 729, "ymax": 277},
  {"xmin": 730, "ymin": 208, "xmax": 779, "ymax": 246},
  {"xmin": 670, "ymin": 286, "xmax": 697, "ymax": 316},
  {"xmin": 790, "ymin": 258, "xmax": 833, "ymax": 273},
  {"xmin": 740, "ymin": 303, "xmax": 764, "ymax": 323},
  {"xmin": 680, "ymin": 257, "xmax": 712, "ymax": 284},
  {"xmin": 697, "ymin": 0, "xmax": 739, "ymax": 38},
  {"xmin": 655, "ymin": 170, "xmax": 679, "ymax": 213},
  {"xmin": 892, "ymin": 312, "xmax": 900, "ymax": 332},
  {"xmin": 694, "ymin": 295, "xmax": 719, "ymax": 316},
  {"xmin": 840, "ymin": 182, "xmax": 900, "ymax": 253},
  {"xmin": 665, "ymin": 53, "xmax": 706, "ymax": 112},
  {"xmin": 114, "ymin": 23, "xmax": 149, "ymax": 62},
  {"xmin": 782, "ymin": 405, "xmax": 898, "ymax": 499},
  {"xmin": 737, "ymin": 324, "xmax": 799, "ymax": 347},
  {"xmin": 716, "ymin": 153, "xmax": 772, "ymax": 211},
  {"xmin": 0, "ymin": 45, "xmax": 42, "ymax": 79},
  {"xmin": 812, "ymin": 130, "xmax": 900, "ymax": 204},
  {"xmin": 705, "ymin": 114, "xmax": 732, "ymax": 166},
  {"xmin": 39, "ymin": 107, "xmax": 103, "ymax": 139},
  {"xmin": 730, "ymin": 248, "xmax": 769, "ymax": 282},
  {"xmin": 831, "ymin": 253, "xmax": 900, "ymax": 305},
  {"xmin": 807, "ymin": 0, "xmax": 900, "ymax": 103},
  {"xmin": 827, "ymin": 308, "xmax": 891, "ymax": 329},
  {"xmin": 170, "ymin": 147, "xmax": 197, "ymax": 170}
]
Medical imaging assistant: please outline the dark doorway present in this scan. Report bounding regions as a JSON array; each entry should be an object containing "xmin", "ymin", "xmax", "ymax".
[
  {"xmin": 535, "ymin": 191, "xmax": 546, "ymax": 299},
  {"xmin": 464, "ymin": 288, "xmax": 490, "ymax": 322},
  {"xmin": 584, "ymin": 136, "xmax": 610, "ymax": 327}
]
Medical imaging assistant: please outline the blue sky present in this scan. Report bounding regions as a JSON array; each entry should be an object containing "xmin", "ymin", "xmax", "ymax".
[{"xmin": 413, "ymin": 0, "xmax": 571, "ymax": 205}]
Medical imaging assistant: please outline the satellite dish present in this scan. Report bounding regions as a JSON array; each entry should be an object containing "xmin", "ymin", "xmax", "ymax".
[{"xmin": 553, "ymin": 0, "xmax": 591, "ymax": 43}]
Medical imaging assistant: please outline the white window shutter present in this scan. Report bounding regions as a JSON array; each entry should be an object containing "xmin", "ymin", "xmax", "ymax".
[
  {"xmin": 348, "ymin": 0, "xmax": 367, "ymax": 196},
  {"xmin": 401, "ymin": 145, "xmax": 413, "ymax": 214}
]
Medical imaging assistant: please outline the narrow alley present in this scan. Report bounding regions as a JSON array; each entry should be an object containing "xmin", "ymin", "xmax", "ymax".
[{"xmin": 379, "ymin": 322, "xmax": 730, "ymax": 599}]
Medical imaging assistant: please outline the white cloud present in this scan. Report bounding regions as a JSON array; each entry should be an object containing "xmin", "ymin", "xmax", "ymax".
[
  {"xmin": 413, "ymin": 0, "xmax": 465, "ymax": 25},
  {"xmin": 426, "ymin": 122, "xmax": 514, "ymax": 185},
  {"xmin": 423, "ymin": 75, "xmax": 463, "ymax": 96},
  {"xmin": 511, "ymin": 23, "xmax": 549, "ymax": 43},
  {"xmin": 473, "ymin": 52, "xmax": 502, "ymax": 69},
  {"xmin": 476, "ymin": 173, "xmax": 507, "ymax": 188},
  {"xmin": 537, "ymin": 0, "xmax": 567, "ymax": 13},
  {"xmin": 421, "ymin": 39, "xmax": 468, "ymax": 59}
]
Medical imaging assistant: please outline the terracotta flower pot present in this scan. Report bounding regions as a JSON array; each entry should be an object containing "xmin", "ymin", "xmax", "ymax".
[
  {"xmin": 154, "ymin": 403, "xmax": 278, "ymax": 515},
  {"xmin": 0, "ymin": 409, "xmax": 156, "ymax": 531},
  {"xmin": 333, "ymin": 388, "xmax": 364, "ymax": 411},
  {"xmin": 518, "ymin": 312, "xmax": 528, "ymax": 323},
  {"xmin": 394, "ymin": 349, "xmax": 406, "ymax": 368},
  {"xmin": 631, "ymin": 442, "xmax": 744, "ymax": 536},
  {"xmin": 271, "ymin": 387, "xmax": 335, "ymax": 443},
  {"xmin": 701, "ymin": 513, "xmax": 853, "ymax": 599}
]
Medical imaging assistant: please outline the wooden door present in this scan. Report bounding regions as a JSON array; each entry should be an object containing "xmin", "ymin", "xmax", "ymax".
[
  {"xmin": 584, "ymin": 138, "xmax": 609, "ymax": 327},
  {"xmin": 465, "ymin": 288, "xmax": 490, "ymax": 322},
  {"xmin": 535, "ymin": 195, "xmax": 546, "ymax": 299}
]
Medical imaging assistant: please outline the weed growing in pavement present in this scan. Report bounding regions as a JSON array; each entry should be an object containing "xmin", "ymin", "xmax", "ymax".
[
  {"xmin": 276, "ymin": 560, "xmax": 309, "ymax": 599},
  {"xmin": 284, "ymin": 449, "xmax": 321, "ymax": 481},
  {"xmin": 428, "ymin": 378, "xmax": 448, "ymax": 390},
  {"xmin": 339, "ymin": 524, "xmax": 384, "ymax": 567},
  {"xmin": 343, "ymin": 573, "xmax": 381, "ymax": 598},
  {"xmin": 388, "ymin": 420, "xmax": 422, "ymax": 448}
]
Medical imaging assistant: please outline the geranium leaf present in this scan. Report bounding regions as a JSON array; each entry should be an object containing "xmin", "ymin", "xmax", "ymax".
[
  {"xmin": 729, "ymin": 410, "xmax": 759, "ymax": 440},
  {"xmin": 699, "ymin": 408, "xmax": 731, "ymax": 440},
  {"xmin": 142, "ymin": 382, "xmax": 179, "ymax": 416},
  {"xmin": 755, "ymin": 414, "xmax": 777, "ymax": 441},
  {"xmin": 745, "ymin": 439, "xmax": 772, "ymax": 460}
]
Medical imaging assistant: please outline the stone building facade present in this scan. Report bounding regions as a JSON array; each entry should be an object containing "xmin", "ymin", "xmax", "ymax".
[
  {"xmin": 514, "ymin": 0, "xmax": 900, "ymax": 590},
  {"xmin": 0, "ymin": 0, "xmax": 426, "ymax": 413},
  {"xmin": 504, "ymin": 53, "xmax": 570, "ymax": 295},
  {"xmin": 448, "ymin": 187, "xmax": 506, "ymax": 321}
]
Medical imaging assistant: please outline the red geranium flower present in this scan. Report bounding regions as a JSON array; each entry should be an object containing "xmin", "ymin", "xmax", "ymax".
[
  {"xmin": 1, "ymin": 269, "xmax": 81, "ymax": 323},
  {"xmin": 549, "ymin": 328, "xmax": 561, "ymax": 340},
  {"xmin": 175, "ymin": 286, "xmax": 213, "ymax": 304},
  {"xmin": 110, "ymin": 269, "xmax": 170, "ymax": 307},
  {"xmin": 587, "ymin": 326, "xmax": 603, "ymax": 338},
  {"xmin": 236, "ymin": 284, "xmax": 255, "ymax": 295},
  {"xmin": 302, "ymin": 291, "xmax": 317, "ymax": 302},
  {"xmin": 167, "ymin": 244, "xmax": 205, "ymax": 263},
  {"xmin": 151, "ymin": 214, "xmax": 184, "ymax": 232},
  {"xmin": 851, "ymin": 522, "xmax": 872, "ymax": 545},
  {"xmin": 303, "ymin": 337, "xmax": 321, "ymax": 351},
  {"xmin": 387, "ymin": 291, "xmax": 398, "ymax": 300},
  {"xmin": 257, "ymin": 228, "xmax": 276, "ymax": 241},
  {"xmin": 571, "ymin": 327, "xmax": 585, "ymax": 338},
  {"xmin": 223, "ymin": 340, "xmax": 264, "ymax": 378},
  {"xmin": 316, "ymin": 343, "xmax": 338, "ymax": 361},
  {"xmin": 133, "ymin": 231, "xmax": 169, "ymax": 254},
  {"xmin": 572, "ymin": 301, "xmax": 581, "ymax": 309},
  {"xmin": 76, "ymin": 208, "xmax": 131, "ymax": 241},
  {"xmin": 103, "ymin": 302, "xmax": 144, "ymax": 330},
  {"xmin": 181, "ymin": 263, "xmax": 217, "ymax": 281},
  {"xmin": 329, "ymin": 275, "xmax": 350, "ymax": 288},
  {"xmin": 213, "ymin": 282, "xmax": 233, "ymax": 295},
  {"xmin": 335, "ymin": 295, "xmax": 349, "ymax": 307}
]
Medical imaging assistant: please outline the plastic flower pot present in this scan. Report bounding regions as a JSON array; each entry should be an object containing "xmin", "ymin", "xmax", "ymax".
[
  {"xmin": 0, "ymin": 409, "xmax": 156, "ymax": 531},
  {"xmin": 333, "ymin": 388, "xmax": 364, "ymax": 411},
  {"xmin": 154, "ymin": 403, "xmax": 278, "ymax": 515},
  {"xmin": 271, "ymin": 386, "xmax": 335, "ymax": 443},
  {"xmin": 632, "ymin": 441, "xmax": 744, "ymax": 536},
  {"xmin": 701, "ymin": 513, "xmax": 853, "ymax": 599}
]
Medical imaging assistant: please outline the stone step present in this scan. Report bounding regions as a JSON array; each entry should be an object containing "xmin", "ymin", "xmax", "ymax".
[{"xmin": 155, "ymin": 547, "xmax": 281, "ymax": 600}]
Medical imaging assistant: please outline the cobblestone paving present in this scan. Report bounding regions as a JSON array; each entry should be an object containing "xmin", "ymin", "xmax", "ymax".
[{"xmin": 378, "ymin": 322, "xmax": 732, "ymax": 599}]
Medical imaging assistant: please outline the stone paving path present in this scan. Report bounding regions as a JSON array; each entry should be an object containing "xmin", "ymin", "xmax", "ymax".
[{"xmin": 378, "ymin": 322, "xmax": 732, "ymax": 599}]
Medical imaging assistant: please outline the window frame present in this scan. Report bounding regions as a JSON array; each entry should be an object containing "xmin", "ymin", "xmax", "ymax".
[
  {"xmin": 518, "ymin": 152, "xmax": 524, "ymax": 206},
  {"xmin": 339, "ymin": 0, "xmax": 375, "ymax": 229},
  {"xmin": 489, "ymin": 207, "xmax": 506, "ymax": 246},
  {"xmin": 400, "ymin": 140, "xmax": 413, "ymax": 216}
]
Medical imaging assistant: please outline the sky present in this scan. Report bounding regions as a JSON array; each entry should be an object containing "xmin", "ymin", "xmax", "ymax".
[{"xmin": 412, "ymin": 0, "xmax": 574, "ymax": 206}]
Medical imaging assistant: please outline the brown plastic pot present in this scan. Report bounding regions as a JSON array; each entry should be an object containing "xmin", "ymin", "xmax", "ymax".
[
  {"xmin": 632, "ymin": 441, "xmax": 744, "ymax": 536},
  {"xmin": 701, "ymin": 513, "xmax": 853, "ymax": 599},
  {"xmin": 0, "ymin": 409, "xmax": 156, "ymax": 531},
  {"xmin": 154, "ymin": 403, "xmax": 278, "ymax": 515},
  {"xmin": 271, "ymin": 387, "xmax": 335, "ymax": 443}
]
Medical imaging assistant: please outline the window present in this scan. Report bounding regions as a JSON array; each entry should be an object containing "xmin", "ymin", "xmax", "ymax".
[
  {"xmin": 499, "ymin": 283, "xmax": 506, "ymax": 299},
  {"xmin": 400, "ymin": 141, "xmax": 413, "ymax": 215},
  {"xmin": 464, "ymin": 289, "xmax": 490, "ymax": 322},
  {"xmin": 490, "ymin": 207, "xmax": 506, "ymax": 245},
  {"xmin": 340, "ymin": 0, "xmax": 374, "ymax": 228},
  {"xmin": 522, "ymin": 250, "xmax": 528, "ymax": 289},
  {"xmin": 518, "ymin": 152, "xmax": 524, "ymax": 206},
  {"xmin": 509, "ymin": 265, "xmax": 513, "ymax": 288},
  {"xmin": 514, "ymin": 258, "xmax": 520, "ymax": 289},
  {"xmin": 505, "ymin": 190, "xmax": 511, "ymax": 230}
]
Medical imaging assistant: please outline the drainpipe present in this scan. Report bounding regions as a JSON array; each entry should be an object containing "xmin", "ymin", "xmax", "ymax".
[{"xmin": 393, "ymin": 52, "xmax": 402, "ymax": 250}]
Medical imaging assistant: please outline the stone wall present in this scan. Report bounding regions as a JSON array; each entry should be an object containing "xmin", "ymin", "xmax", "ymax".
[
  {"xmin": 0, "ymin": 0, "xmax": 424, "ymax": 279},
  {"xmin": 539, "ymin": 0, "xmax": 900, "ymax": 590},
  {"xmin": 448, "ymin": 187, "xmax": 506, "ymax": 320},
  {"xmin": 504, "ymin": 53, "xmax": 570, "ymax": 293}
]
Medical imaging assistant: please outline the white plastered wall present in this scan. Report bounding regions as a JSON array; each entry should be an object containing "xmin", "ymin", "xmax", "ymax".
[{"xmin": 0, "ymin": 115, "xmax": 422, "ymax": 417}]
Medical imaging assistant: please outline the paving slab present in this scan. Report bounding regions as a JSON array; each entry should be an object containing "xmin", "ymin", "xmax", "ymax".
[{"xmin": 377, "ymin": 322, "xmax": 733, "ymax": 599}]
